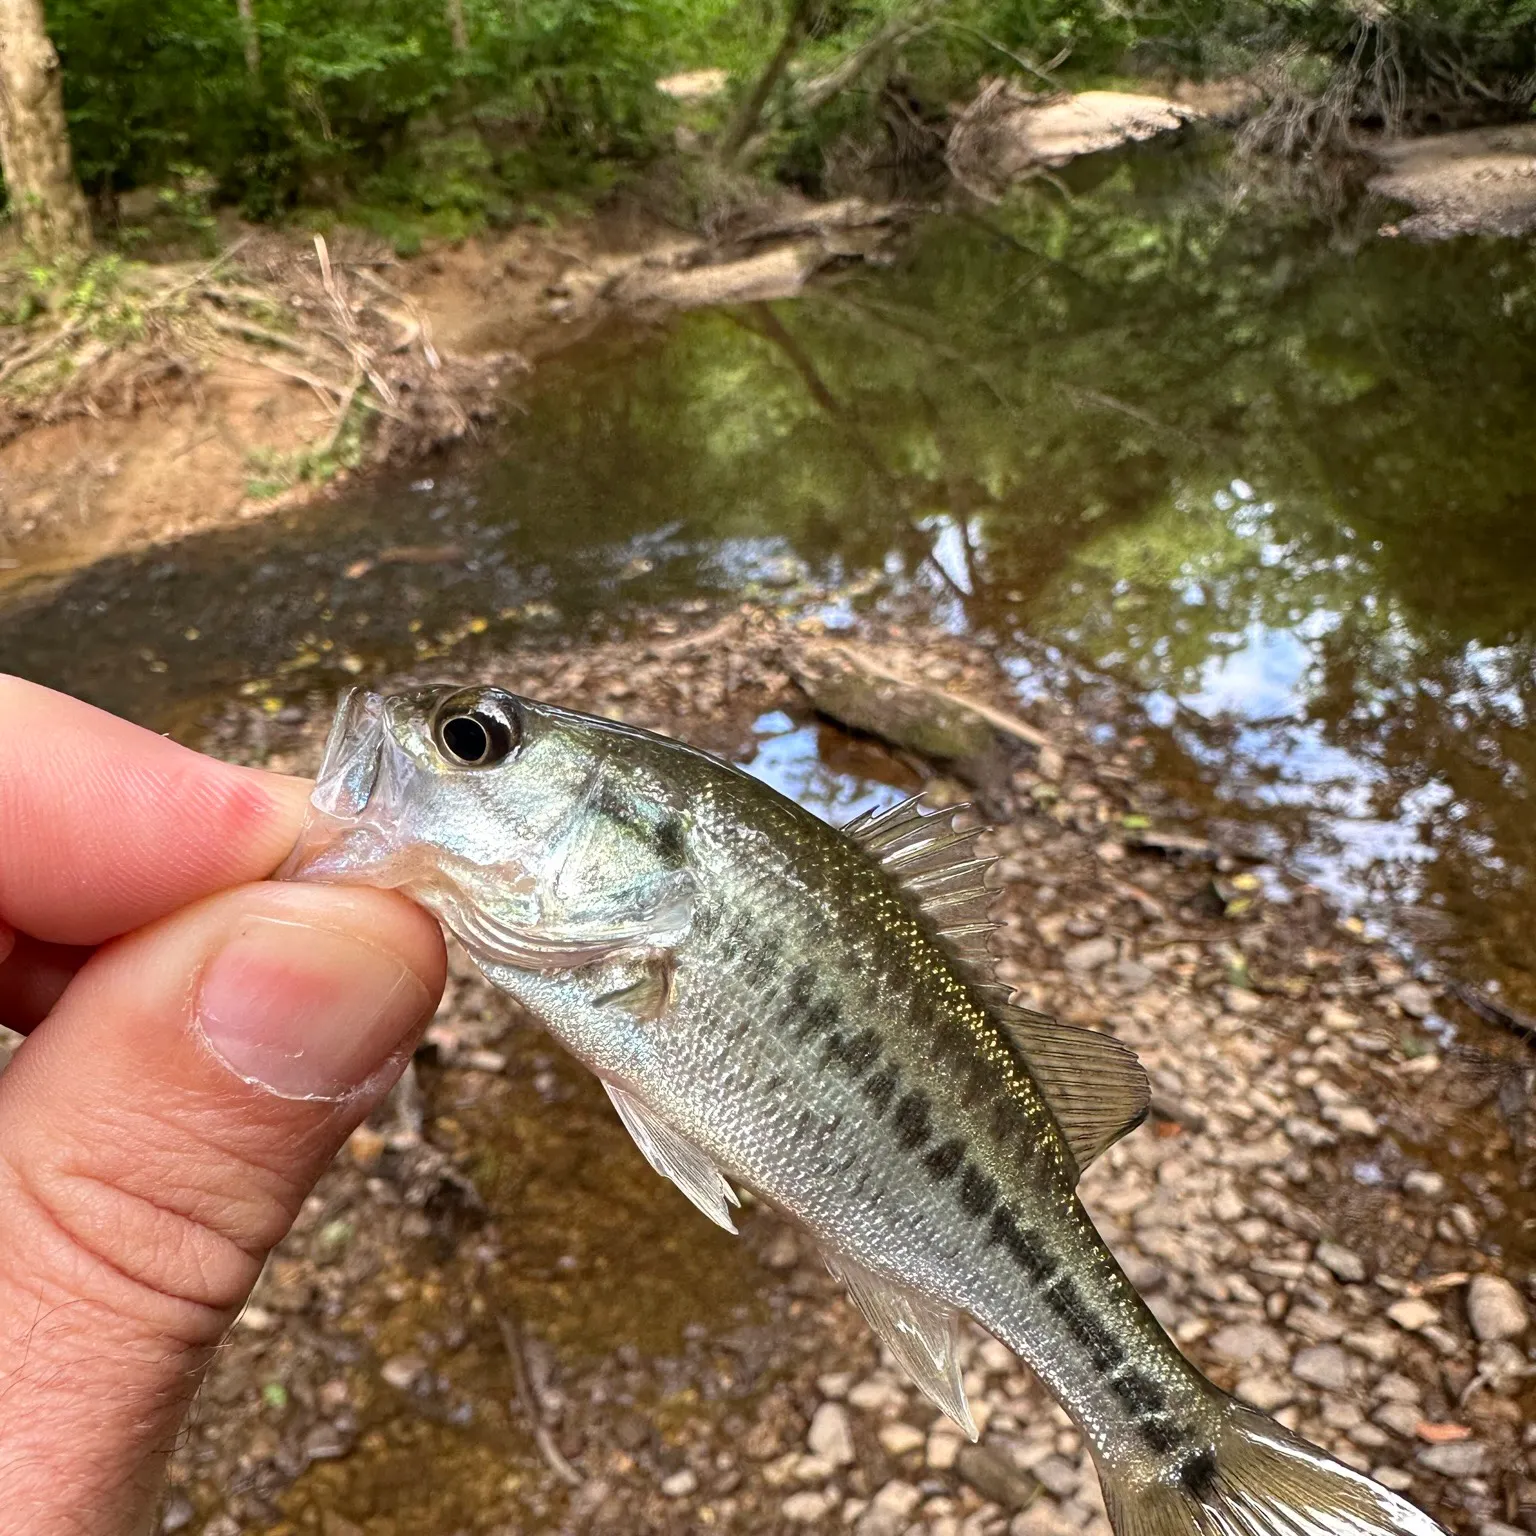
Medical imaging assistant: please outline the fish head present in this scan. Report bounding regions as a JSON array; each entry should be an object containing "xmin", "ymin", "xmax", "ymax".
[{"xmin": 281, "ymin": 684, "xmax": 697, "ymax": 970}]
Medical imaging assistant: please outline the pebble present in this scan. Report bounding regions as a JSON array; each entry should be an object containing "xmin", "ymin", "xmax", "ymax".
[
  {"xmin": 1392, "ymin": 981, "xmax": 1434, "ymax": 1018},
  {"xmin": 1373, "ymin": 1403, "xmax": 1423, "ymax": 1438},
  {"xmin": 1385, "ymin": 1299, "xmax": 1440, "ymax": 1332},
  {"xmin": 1315, "ymin": 1241, "xmax": 1366, "ymax": 1283},
  {"xmin": 1479, "ymin": 1523, "xmax": 1528, "ymax": 1536},
  {"xmin": 927, "ymin": 1422, "xmax": 965, "ymax": 1470},
  {"xmin": 1235, "ymin": 1375, "xmax": 1293, "ymax": 1412},
  {"xmin": 1325, "ymin": 1104, "xmax": 1380, "ymax": 1138},
  {"xmin": 660, "ymin": 1468, "xmax": 699, "ymax": 1497},
  {"xmin": 1207, "ymin": 1322, "xmax": 1287, "ymax": 1364},
  {"xmin": 1466, "ymin": 1273, "xmax": 1528, "ymax": 1342},
  {"xmin": 847, "ymin": 1374, "xmax": 907, "ymax": 1414},
  {"xmin": 1372, "ymin": 1466, "xmax": 1415, "ymax": 1492},
  {"xmin": 1291, "ymin": 1344, "xmax": 1353, "ymax": 1391},
  {"xmin": 159, "ymin": 1494, "xmax": 196, "ymax": 1534},
  {"xmin": 1402, "ymin": 1169, "xmax": 1445, "ymax": 1198},
  {"xmin": 1031, "ymin": 1454, "xmax": 1081, "ymax": 1498},
  {"xmin": 379, "ymin": 1354, "xmax": 428, "ymax": 1391},
  {"xmin": 1415, "ymin": 1441, "xmax": 1486, "ymax": 1477},
  {"xmin": 956, "ymin": 1442, "xmax": 1044, "ymax": 1509},
  {"xmin": 1064, "ymin": 936, "xmax": 1117, "ymax": 972},
  {"xmin": 855, "ymin": 1479, "xmax": 922, "ymax": 1536},
  {"xmin": 807, "ymin": 1401, "xmax": 856, "ymax": 1466},
  {"xmin": 877, "ymin": 1421, "xmax": 925, "ymax": 1456},
  {"xmin": 782, "ymin": 1489, "xmax": 835, "ymax": 1523}
]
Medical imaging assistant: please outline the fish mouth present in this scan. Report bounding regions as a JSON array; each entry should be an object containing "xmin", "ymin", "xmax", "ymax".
[{"xmin": 278, "ymin": 688, "xmax": 400, "ymax": 884}]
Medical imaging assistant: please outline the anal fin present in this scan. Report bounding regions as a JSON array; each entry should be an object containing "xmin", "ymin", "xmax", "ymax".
[
  {"xmin": 824, "ymin": 1250, "xmax": 978, "ymax": 1440},
  {"xmin": 603, "ymin": 1082, "xmax": 740, "ymax": 1233}
]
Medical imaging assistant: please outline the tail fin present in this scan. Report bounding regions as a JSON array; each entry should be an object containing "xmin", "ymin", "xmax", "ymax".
[{"xmin": 1102, "ymin": 1401, "xmax": 1449, "ymax": 1536}]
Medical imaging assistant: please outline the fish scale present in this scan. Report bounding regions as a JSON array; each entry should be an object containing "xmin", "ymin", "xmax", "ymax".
[{"xmin": 283, "ymin": 683, "xmax": 1452, "ymax": 1536}]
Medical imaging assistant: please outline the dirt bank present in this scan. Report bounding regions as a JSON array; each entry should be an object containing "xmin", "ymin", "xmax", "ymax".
[
  {"xmin": 35, "ymin": 598, "xmax": 1523, "ymax": 1536},
  {"xmin": 0, "ymin": 196, "xmax": 903, "ymax": 582}
]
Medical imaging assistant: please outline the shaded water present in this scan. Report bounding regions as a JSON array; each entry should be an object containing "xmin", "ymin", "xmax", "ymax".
[{"xmin": 4, "ymin": 139, "xmax": 1535, "ymax": 1012}]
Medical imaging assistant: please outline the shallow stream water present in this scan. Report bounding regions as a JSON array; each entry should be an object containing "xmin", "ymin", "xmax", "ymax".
[{"xmin": 4, "ymin": 138, "xmax": 1533, "ymax": 1017}]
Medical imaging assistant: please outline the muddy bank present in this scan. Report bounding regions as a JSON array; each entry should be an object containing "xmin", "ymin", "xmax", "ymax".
[
  {"xmin": 0, "ymin": 197, "xmax": 905, "ymax": 581},
  {"xmin": 48, "ymin": 598, "xmax": 1527, "ymax": 1536}
]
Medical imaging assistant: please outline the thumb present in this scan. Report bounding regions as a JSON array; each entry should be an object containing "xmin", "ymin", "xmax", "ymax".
[{"xmin": 0, "ymin": 882, "xmax": 445, "ymax": 1536}]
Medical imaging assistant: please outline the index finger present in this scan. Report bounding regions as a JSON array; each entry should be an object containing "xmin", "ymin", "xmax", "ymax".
[{"xmin": 0, "ymin": 675, "xmax": 313, "ymax": 946}]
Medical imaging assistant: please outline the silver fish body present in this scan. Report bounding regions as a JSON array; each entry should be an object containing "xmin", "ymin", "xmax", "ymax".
[{"xmin": 284, "ymin": 684, "xmax": 1448, "ymax": 1536}]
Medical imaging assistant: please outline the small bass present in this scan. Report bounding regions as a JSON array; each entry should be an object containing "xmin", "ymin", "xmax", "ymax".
[{"xmin": 283, "ymin": 685, "xmax": 1446, "ymax": 1536}]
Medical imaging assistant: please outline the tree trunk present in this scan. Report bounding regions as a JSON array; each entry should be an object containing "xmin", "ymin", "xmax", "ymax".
[
  {"xmin": 716, "ymin": 0, "xmax": 815, "ymax": 167},
  {"xmin": 0, "ymin": 0, "xmax": 90, "ymax": 257},
  {"xmin": 444, "ymin": 0, "xmax": 468, "ymax": 56},
  {"xmin": 236, "ymin": 0, "xmax": 260, "ymax": 74}
]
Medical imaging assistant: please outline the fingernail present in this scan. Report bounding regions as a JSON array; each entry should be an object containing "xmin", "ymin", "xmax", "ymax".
[{"xmin": 195, "ymin": 916, "xmax": 432, "ymax": 1100}]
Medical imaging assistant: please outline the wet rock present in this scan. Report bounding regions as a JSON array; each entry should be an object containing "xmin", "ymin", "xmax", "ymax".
[
  {"xmin": 159, "ymin": 1493, "xmax": 196, "ymax": 1534},
  {"xmin": 1415, "ymin": 1441, "xmax": 1486, "ymax": 1477},
  {"xmin": 1315, "ymin": 1242, "xmax": 1366, "ymax": 1283},
  {"xmin": 379, "ymin": 1353, "xmax": 428, "ymax": 1391},
  {"xmin": 1466, "ymin": 1274, "xmax": 1528, "ymax": 1342},
  {"xmin": 1064, "ymin": 936, "xmax": 1117, "ymax": 972},
  {"xmin": 807, "ymin": 1401, "xmax": 856, "ymax": 1466},
  {"xmin": 956, "ymin": 1443, "xmax": 1042, "ymax": 1509},
  {"xmin": 877, "ymin": 1421, "xmax": 925, "ymax": 1456},
  {"xmin": 1370, "ymin": 124, "xmax": 1536, "ymax": 239},
  {"xmin": 1323, "ymin": 1103, "xmax": 1380, "ymax": 1138},
  {"xmin": 855, "ymin": 1478, "xmax": 922, "ymax": 1536},
  {"xmin": 1385, "ymin": 1299, "xmax": 1440, "ymax": 1333},
  {"xmin": 661, "ymin": 1467, "xmax": 699, "ymax": 1497},
  {"xmin": 1208, "ymin": 1322, "xmax": 1287, "ymax": 1364},
  {"xmin": 1292, "ymin": 1344, "xmax": 1352, "ymax": 1391},
  {"xmin": 1392, "ymin": 981, "xmax": 1434, "ymax": 1018},
  {"xmin": 782, "ymin": 1489, "xmax": 836, "ymax": 1522}
]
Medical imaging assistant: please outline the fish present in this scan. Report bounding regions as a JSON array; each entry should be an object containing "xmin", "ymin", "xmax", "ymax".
[{"xmin": 282, "ymin": 683, "xmax": 1449, "ymax": 1536}]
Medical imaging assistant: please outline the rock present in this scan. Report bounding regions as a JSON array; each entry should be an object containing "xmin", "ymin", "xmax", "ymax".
[
  {"xmin": 1235, "ymin": 1375, "xmax": 1293, "ymax": 1413},
  {"xmin": 1208, "ymin": 1322, "xmax": 1287, "ymax": 1365},
  {"xmin": 1031, "ymin": 1454, "xmax": 1081, "ymax": 1498},
  {"xmin": 1374, "ymin": 1373, "xmax": 1422, "ymax": 1403},
  {"xmin": 1372, "ymin": 1466, "xmax": 1415, "ymax": 1492},
  {"xmin": 1392, "ymin": 981, "xmax": 1434, "ymax": 1018},
  {"xmin": 1324, "ymin": 1104, "xmax": 1380, "ymax": 1138},
  {"xmin": 760, "ymin": 1225, "xmax": 800, "ymax": 1269},
  {"xmin": 1064, "ymin": 936, "xmax": 1117, "ymax": 972},
  {"xmin": 1466, "ymin": 1274, "xmax": 1528, "ymax": 1342},
  {"xmin": 1480, "ymin": 1522, "xmax": 1528, "ymax": 1536},
  {"xmin": 301, "ymin": 1421, "xmax": 351, "ymax": 1461},
  {"xmin": 782, "ymin": 1489, "xmax": 835, "ymax": 1523},
  {"xmin": 380, "ymin": 1354, "xmax": 428, "ymax": 1391},
  {"xmin": 956, "ymin": 1443, "xmax": 1043, "ymax": 1510},
  {"xmin": 1386, "ymin": 1299, "xmax": 1440, "ymax": 1333},
  {"xmin": 1373, "ymin": 1403, "xmax": 1423, "ymax": 1439},
  {"xmin": 807, "ymin": 1401, "xmax": 856, "ymax": 1466},
  {"xmin": 660, "ymin": 1467, "xmax": 699, "ymax": 1497},
  {"xmin": 847, "ymin": 1374, "xmax": 907, "ymax": 1414},
  {"xmin": 1292, "ymin": 1344, "xmax": 1353, "ymax": 1391},
  {"xmin": 1315, "ymin": 1242, "xmax": 1367, "ymax": 1283},
  {"xmin": 655, "ymin": 68, "xmax": 728, "ymax": 102},
  {"xmin": 158, "ymin": 1494, "xmax": 196, "ymax": 1534},
  {"xmin": 817, "ymin": 1371, "xmax": 853, "ymax": 1399},
  {"xmin": 855, "ymin": 1479, "xmax": 922, "ymax": 1536},
  {"xmin": 877, "ymin": 1421, "xmax": 925, "ymax": 1456},
  {"xmin": 1416, "ymin": 1441, "xmax": 1486, "ymax": 1477},
  {"xmin": 1319, "ymin": 1003, "xmax": 1359, "ymax": 1032},
  {"xmin": 1402, "ymin": 1169, "xmax": 1446, "ymax": 1198},
  {"xmin": 1369, "ymin": 124, "xmax": 1536, "ymax": 240},
  {"xmin": 927, "ymin": 1422, "xmax": 965, "ymax": 1470}
]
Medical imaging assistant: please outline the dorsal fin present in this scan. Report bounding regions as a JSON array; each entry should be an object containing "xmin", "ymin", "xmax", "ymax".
[
  {"xmin": 844, "ymin": 794, "xmax": 1150, "ymax": 1178},
  {"xmin": 999, "ymin": 1003, "xmax": 1150, "ymax": 1174},
  {"xmin": 843, "ymin": 796, "xmax": 998, "ymax": 970}
]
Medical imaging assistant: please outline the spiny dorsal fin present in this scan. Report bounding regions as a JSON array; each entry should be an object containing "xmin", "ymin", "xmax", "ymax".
[
  {"xmin": 845, "ymin": 795, "xmax": 1149, "ymax": 1178},
  {"xmin": 999, "ymin": 1003, "xmax": 1150, "ymax": 1174},
  {"xmin": 843, "ymin": 795, "xmax": 998, "ymax": 971},
  {"xmin": 822, "ymin": 1249, "xmax": 978, "ymax": 1439}
]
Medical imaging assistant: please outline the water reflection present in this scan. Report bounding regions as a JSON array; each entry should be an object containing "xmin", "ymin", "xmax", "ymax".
[{"xmin": 2, "ymin": 139, "xmax": 1533, "ymax": 1008}]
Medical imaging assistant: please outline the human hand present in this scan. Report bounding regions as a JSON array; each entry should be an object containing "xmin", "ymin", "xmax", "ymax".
[{"xmin": 0, "ymin": 677, "xmax": 446, "ymax": 1536}]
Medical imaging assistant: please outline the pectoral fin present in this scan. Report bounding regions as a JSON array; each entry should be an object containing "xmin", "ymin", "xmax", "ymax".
[
  {"xmin": 604, "ymin": 1082, "xmax": 740, "ymax": 1233},
  {"xmin": 823, "ymin": 1250, "xmax": 978, "ymax": 1439}
]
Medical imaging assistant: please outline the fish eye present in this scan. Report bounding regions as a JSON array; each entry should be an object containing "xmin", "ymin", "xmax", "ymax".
[{"xmin": 432, "ymin": 689, "xmax": 520, "ymax": 768}]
